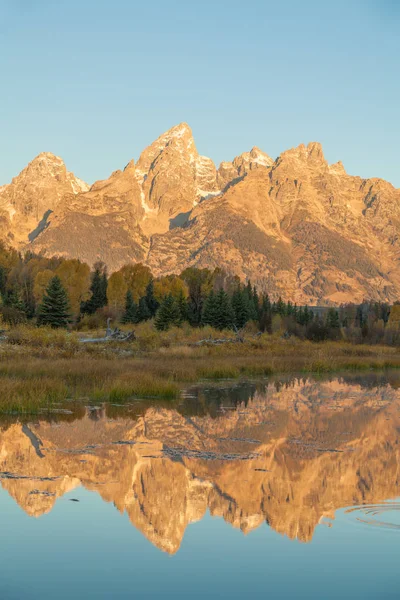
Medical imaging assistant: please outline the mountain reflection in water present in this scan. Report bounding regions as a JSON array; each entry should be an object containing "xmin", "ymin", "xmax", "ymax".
[{"xmin": 1, "ymin": 375, "xmax": 400, "ymax": 555}]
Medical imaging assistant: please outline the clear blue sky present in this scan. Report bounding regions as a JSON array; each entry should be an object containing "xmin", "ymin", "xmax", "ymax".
[{"xmin": 1, "ymin": 0, "xmax": 399, "ymax": 187}]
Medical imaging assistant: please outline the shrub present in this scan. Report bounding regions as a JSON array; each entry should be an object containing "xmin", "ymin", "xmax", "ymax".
[{"xmin": 0, "ymin": 306, "xmax": 27, "ymax": 326}]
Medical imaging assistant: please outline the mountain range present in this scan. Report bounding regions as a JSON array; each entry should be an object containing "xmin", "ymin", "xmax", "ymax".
[{"xmin": 1, "ymin": 123, "xmax": 400, "ymax": 305}]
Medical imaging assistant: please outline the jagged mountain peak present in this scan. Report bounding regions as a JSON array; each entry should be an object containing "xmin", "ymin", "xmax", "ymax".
[
  {"xmin": 136, "ymin": 122, "xmax": 196, "ymax": 176},
  {"xmin": 124, "ymin": 158, "xmax": 136, "ymax": 172},
  {"xmin": 10, "ymin": 151, "xmax": 90, "ymax": 195},
  {"xmin": 248, "ymin": 146, "xmax": 274, "ymax": 166},
  {"xmin": 328, "ymin": 160, "xmax": 346, "ymax": 175},
  {"xmin": 164, "ymin": 121, "xmax": 193, "ymax": 139},
  {"xmin": 32, "ymin": 151, "xmax": 64, "ymax": 163},
  {"xmin": 216, "ymin": 145, "xmax": 274, "ymax": 191},
  {"xmin": 272, "ymin": 141, "xmax": 328, "ymax": 174},
  {"xmin": 0, "ymin": 151, "xmax": 89, "ymax": 244},
  {"xmin": 15, "ymin": 151, "xmax": 65, "ymax": 180}
]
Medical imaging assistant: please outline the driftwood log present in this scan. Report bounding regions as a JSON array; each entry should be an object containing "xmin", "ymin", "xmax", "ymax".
[
  {"xmin": 192, "ymin": 326, "xmax": 245, "ymax": 347},
  {"xmin": 80, "ymin": 324, "xmax": 136, "ymax": 344},
  {"xmin": 107, "ymin": 327, "xmax": 136, "ymax": 342}
]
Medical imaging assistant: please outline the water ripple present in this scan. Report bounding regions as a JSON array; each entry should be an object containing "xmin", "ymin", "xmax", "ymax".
[{"xmin": 345, "ymin": 502, "xmax": 400, "ymax": 531}]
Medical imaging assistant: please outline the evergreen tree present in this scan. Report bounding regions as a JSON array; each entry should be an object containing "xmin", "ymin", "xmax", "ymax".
[
  {"xmin": 202, "ymin": 289, "xmax": 234, "ymax": 330},
  {"xmin": 155, "ymin": 294, "xmax": 181, "ymax": 331},
  {"xmin": 326, "ymin": 307, "xmax": 340, "ymax": 329},
  {"xmin": 4, "ymin": 286, "xmax": 25, "ymax": 312},
  {"xmin": 144, "ymin": 279, "xmax": 159, "ymax": 317},
  {"xmin": 355, "ymin": 305, "xmax": 364, "ymax": 328},
  {"xmin": 181, "ymin": 268, "xmax": 213, "ymax": 327},
  {"xmin": 202, "ymin": 291, "xmax": 219, "ymax": 327},
  {"xmin": 21, "ymin": 275, "xmax": 36, "ymax": 319},
  {"xmin": 262, "ymin": 294, "xmax": 271, "ymax": 313},
  {"xmin": 214, "ymin": 289, "xmax": 234, "ymax": 330},
  {"xmin": 37, "ymin": 276, "xmax": 70, "ymax": 328},
  {"xmin": 176, "ymin": 289, "xmax": 188, "ymax": 323},
  {"xmin": 297, "ymin": 306, "xmax": 305, "ymax": 325},
  {"xmin": 305, "ymin": 315, "xmax": 329, "ymax": 342},
  {"xmin": 136, "ymin": 296, "xmax": 151, "ymax": 322},
  {"xmin": 252, "ymin": 285, "xmax": 260, "ymax": 320},
  {"xmin": 0, "ymin": 266, "xmax": 7, "ymax": 297},
  {"xmin": 293, "ymin": 303, "xmax": 298, "ymax": 321},
  {"xmin": 81, "ymin": 266, "xmax": 107, "ymax": 314},
  {"xmin": 275, "ymin": 296, "xmax": 286, "ymax": 316},
  {"xmin": 232, "ymin": 288, "xmax": 250, "ymax": 328},
  {"xmin": 259, "ymin": 294, "xmax": 272, "ymax": 333},
  {"xmin": 381, "ymin": 303, "xmax": 390, "ymax": 324},
  {"xmin": 100, "ymin": 272, "xmax": 108, "ymax": 307},
  {"xmin": 122, "ymin": 290, "xmax": 137, "ymax": 324},
  {"xmin": 244, "ymin": 281, "xmax": 257, "ymax": 321},
  {"xmin": 303, "ymin": 305, "xmax": 313, "ymax": 325}
]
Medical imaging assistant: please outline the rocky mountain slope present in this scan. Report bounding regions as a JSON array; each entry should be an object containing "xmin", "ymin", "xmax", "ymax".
[
  {"xmin": 0, "ymin": 379, "xmax": 399, "ymax": 553},
  {"xmin": 1, "ymin": 124, "xmax": 400, "ymax": 304}
]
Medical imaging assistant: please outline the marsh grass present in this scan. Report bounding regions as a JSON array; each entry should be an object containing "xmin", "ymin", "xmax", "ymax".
[
  {"xmin": 0, "ymin": 376, "xmax": 68, "ymax": 414},
  {"xmin": 1, "ymin": 325, "xmax": 400, "ymax": 412},
  {"xmin": 92, "ymin": 374, "xmax": 179, "ymax": 402}
]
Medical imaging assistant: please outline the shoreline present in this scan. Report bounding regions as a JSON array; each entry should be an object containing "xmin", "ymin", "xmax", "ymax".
[{"xmin": 1, "ymin": 325, "xmax": 400, "ymax": 413}]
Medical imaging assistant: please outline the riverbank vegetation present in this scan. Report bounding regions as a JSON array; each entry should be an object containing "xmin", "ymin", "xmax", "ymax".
[
  {"xmin": 2, "ymin": 243, "xmax": 400, "ymax": 412},
  {"xmin": 1, "ymin": 322, "xmax": 400, "ymax": 413}
]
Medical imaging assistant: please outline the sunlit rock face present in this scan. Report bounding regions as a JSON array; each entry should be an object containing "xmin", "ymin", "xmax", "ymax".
[
  {"xmin": 2, "ymin": 126, "xmax": 400, "ymax": 303},
  {"xmin": 0, "ymin": 377, "xmax": 399, "ymax": 553},
  {"xmin": 0, "ymin": 152, "xmax": 89, "ymax": 246}
]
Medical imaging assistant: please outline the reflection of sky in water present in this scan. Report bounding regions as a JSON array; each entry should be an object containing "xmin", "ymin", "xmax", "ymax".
[
  {"xmin": 1, "ymin": 375, "xmax": 400, "ymax": 599},
  {"xmin": 0, "ymin": 487, "xmax": 399, "ymax": 599}
]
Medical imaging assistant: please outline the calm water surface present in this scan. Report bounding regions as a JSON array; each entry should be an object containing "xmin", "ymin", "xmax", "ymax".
[{"xmin": 1, "ymin": 374, "xmax": 400, "ymax": 599}]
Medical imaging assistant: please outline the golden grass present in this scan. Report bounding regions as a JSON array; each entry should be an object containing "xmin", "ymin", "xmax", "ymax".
[{"xmin": 0, "ymin": 377, "xmax": 68, "ymax": 414}]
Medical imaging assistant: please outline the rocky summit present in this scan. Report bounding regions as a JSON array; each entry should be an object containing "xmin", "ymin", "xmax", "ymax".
[{"xmin": 1, "ymin": 123, "xmax": 400, "ymax": 305}]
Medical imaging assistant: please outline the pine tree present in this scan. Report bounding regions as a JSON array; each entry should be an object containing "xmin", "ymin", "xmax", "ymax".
[
  {"xmin": 214, "ymin": 289, "xmax": 234, "ymax": 330},
  {"xmin": 303, "ymin": 305, "xmax": 313, "ymax": 325},
  {"xmin": 4, "ymin": 287, "xmax": 25, "ymax": 312},
  {"xmin": 305, "ymin": 315, "xmax": 329, "ymax": 342},
  {"xmin": 293, "ymin": 303, "xmax": 298, "ymax": 321},
  {"xmin": 276, "ymin": 296, "xmax": 286, "ymax": 316},
  {"xmin": 144, "ymin": 279, "xmax": 159, "ymax": 317},
  {"xmin": 0, "ymin": 266, "xmax": 7, "ymax": 297},
  {"xmin": 326, "ymin": 308, "xmax": 340, "ymax": 329},
  {"xmin": 262, "ymin": 294, "xmax": 271, "ymax": 312},
  {"xmin": 155, "ymin": 294, "xmax": 181, "ymax": 331},
  {"xmin": 202, "ymin": 291, "xmax": 219, "ymax": 327},
  {"xmin": 232, "ymin": 288, "xmax": 249, "ymax": 328},
  {"xmin": 136, "ymin": 296, "xmax": 151, "ymax": 322},
  {"xmin": 21, "ymin": 274, "xmax": 36, "ymax": 319},
  {"xmin": 37, "ymin": 276, "xmax": 70, "ymax": 328},
  {"xmin": 356, "ymin": 305, "xmax": 364, "ymax": 328},
  {"xmin": 244, "ymin": 281, "xmax": 257, "ymax": 321},
  {"xmin": 252, "ymin": 285, "xmax": 260, "ymax": 320},
  {"xmin": 259, "ymin": 294, "xmax": 272, "ymax": 333},
  {"xmin": 122, "ymin": 290, "xmax": 137, "ymax": 324},
  {"xmin": 81, "ymin": 266, "xmax": 107, "ymax": 314},
  {"xmin": 100, "ymin": 272, "xmax": 108, "ymax": 307},
  {"xmin": 176, "ymin": 289, "xmax": 188, "ymax": 323}
]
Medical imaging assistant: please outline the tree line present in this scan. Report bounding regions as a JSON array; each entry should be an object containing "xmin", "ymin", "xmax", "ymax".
[{"xmin": 0, "ymin": 242, "xmax": 400, "ymax": 344}]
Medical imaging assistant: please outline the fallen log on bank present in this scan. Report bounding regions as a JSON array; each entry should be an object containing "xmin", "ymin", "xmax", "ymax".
[
  {"xmin": 192, "ymin": 337, "xmax": 240, "ymax": 346},
  {"xmin": 192, "ymin": 326, "xmax": 246, "ymax": 346},
  {"xmin": 80, "ymin": 327, "xmax": 136, "ymax": 344}
]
